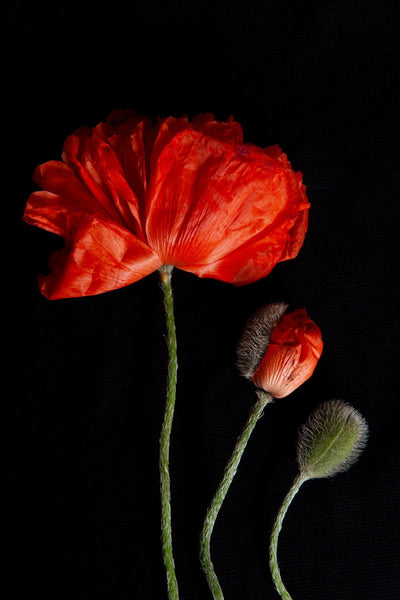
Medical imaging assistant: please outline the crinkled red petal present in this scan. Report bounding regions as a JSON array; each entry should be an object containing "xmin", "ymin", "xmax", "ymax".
[
  {"xmin": 62, "ymin": 128, "xmax": 144, "ymax": 237},
  {"xmin": 99, "ymin": 113, "xmax": 153, "ymax": 224},
  {"xmin": 192, "ymin": 114, "xmax": 243, "ymax": 145},
  {"xmin": 146, "ymin": 129, "xmax": 308, "ymax": 280},
  {"xmin": 25, "ymin": 161, "xmax": 112, "ymax": 235},
  {"xmin": 37, "ymin": 216, "xmax": 161, "ymax": 299}
]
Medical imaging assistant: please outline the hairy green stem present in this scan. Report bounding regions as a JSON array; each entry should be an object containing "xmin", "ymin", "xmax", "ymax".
[
  {"xmin": 200, "ymin": 390, "xmax": 273, "ymax": 600},
  {"xmin": 159, "ymin": 265, "xmax": 179, "ymax": 600},
  {"xmin": 269, "ymin": 473, "xmax": 308, "ymax": 600}
]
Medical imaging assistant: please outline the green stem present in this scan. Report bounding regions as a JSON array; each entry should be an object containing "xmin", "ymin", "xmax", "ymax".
[
  {"xmin": 200, "ymin": 390, "xmax": 273, "ymax": 600},
  {"xmin": 269, "ymin": 473, "xmax": 308, "ymax": 600},
  {"xmin": 159, "ymin": 265, "xmax": 179, "ymax": 600}
]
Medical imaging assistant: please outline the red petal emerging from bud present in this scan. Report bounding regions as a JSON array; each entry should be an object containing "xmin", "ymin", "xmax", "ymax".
[{"xmin": 252, "ymin": 309, "xmax": 323, "ymax": 398}]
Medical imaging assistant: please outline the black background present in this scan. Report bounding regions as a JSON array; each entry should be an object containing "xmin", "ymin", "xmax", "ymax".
[{"xmin": 9, "ymin": 1, "xmax": 400, "ymax": 599}]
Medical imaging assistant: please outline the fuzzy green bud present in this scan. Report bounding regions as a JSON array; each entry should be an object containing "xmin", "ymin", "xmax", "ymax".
[{"xmin": 297, "ymin": 400, "xmax": 368, "ymax": 479}]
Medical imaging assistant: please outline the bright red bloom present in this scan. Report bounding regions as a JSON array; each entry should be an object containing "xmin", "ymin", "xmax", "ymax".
[
  {"xmin": 252, "ymin": 309, "xmax": 323, "ymax": 398},
  {"xmin": 24, "ymin": 111, "xmax": 309, "ymax": 299}
]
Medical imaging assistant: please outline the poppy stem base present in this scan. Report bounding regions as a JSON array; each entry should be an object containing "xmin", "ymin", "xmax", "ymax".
[
  {"xmin": 159, "ymin": 265, "xmax": 179, "ymax": 600},
  {"xmin": 200, "ymin": 389, "xmax": 273, "ymax": 600}
]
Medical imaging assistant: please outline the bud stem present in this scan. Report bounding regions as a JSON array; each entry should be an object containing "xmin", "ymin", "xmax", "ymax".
[
  {"xmin": 159, "ymin": 265, "xmax": 179, "ymax": 600},
  {"xmin": 200, "ymin": 390, "xmax": 273, "ymax": 599},
  {"xmin": 269, "ymin": 473, "xmax": 308, "ymax": 599}
]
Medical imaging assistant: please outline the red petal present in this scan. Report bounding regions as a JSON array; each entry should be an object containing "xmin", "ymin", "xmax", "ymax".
[
  {"xmin": 99, "ymin": 112, "xmax": 153, "ymax": 220},
  {"xmin": 146, "ymin": 130, "xmax": 308, "ymax": 279},
  {"xmin": 148, "ymin": 114, "xmax": 243, "ymax": 191},
  {"xmin": 101, "ymin": 109, "xmax": 147, "ymax": 135},
  {"xmin": 149, "ymin": 116, "xmax": 191, "ymax": 173},
  {"xmin": 192, "ymin": 114, "xmax": 243, "ymax": 145},
  {"xmin": 37, "ymin": 216, "xmax": 161, "ymax": 299},
  {"xmin": 180, "ymin": 207, "xmax": 307, "ymax": 285},
  {"xmin": 62, "ymin": 128, "xmax": 144, "ymax": 237},
  {"xmin": 279, "ymin": 183, "xmax": 309, "ymax": 261},
  {"xmin": 25, "ymin": 161, "xmax": 110, "ymax": 236},
  {"xmin": 270, "ymin": 309, "xmax": 323, "ymax": 359},
  {"xmin": 253, "ymin": 344, "xmax": 303, "ymax": 398},
  {"xmin": 24, "ymin": 190, "xmax": 79, "ymax": 237}
]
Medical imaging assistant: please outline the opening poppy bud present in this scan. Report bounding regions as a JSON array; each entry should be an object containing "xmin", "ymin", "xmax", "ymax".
[
  {"xmin": 237, "ymin": 302, "xmax": 289, "ymax": 379},
  {"xmin": 297, "ymin": 400, "xmax": 368, "ymax": 479},
  {"xmin": 237, "ymin": 304, "xmax": 323, "ymax": 398}
]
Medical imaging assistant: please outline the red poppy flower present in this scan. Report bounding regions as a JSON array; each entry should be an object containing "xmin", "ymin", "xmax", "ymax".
[
  {"xmin": 24, "ymin": 111, "xmax": 309, "ymax": 299},
  {"xmin": 237, "ymin": 304, "xmax": 323, "ymax": 398}
]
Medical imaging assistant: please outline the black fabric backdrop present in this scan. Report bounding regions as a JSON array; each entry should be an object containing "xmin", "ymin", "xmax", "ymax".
[{"xmin": 10, "ymin": 1, "xmax": 400, "ymax": 599}]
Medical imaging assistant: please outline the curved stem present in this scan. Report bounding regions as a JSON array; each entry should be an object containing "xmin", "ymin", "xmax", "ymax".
[
  {"xmin": 159, "ymin": 265, "xmax": 179, "ymax": 600},
  {"xmin": 269, "ymin": 473, "xmax": 308, "ymax": 599},
  {"xmin": 200, "ymin": 390, "xmax": 273, "ymax": 600}
]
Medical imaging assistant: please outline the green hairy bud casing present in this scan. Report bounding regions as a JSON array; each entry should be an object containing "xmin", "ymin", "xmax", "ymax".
[{"xmin": 297, "ymin": 399, "xmax": 368, "ymax": 479}]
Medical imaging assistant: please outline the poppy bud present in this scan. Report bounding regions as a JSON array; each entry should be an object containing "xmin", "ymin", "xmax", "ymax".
[
  {"xmin": 269, "ymin": 401, "xmax": 368, "ymax": 598},
  {"xmin": 297, "ymin": 400, "xmax": 368, "ymax": 479},
  {"xmin": 237, "ymin": 303, "xmax": 323, "ymax": 398}
]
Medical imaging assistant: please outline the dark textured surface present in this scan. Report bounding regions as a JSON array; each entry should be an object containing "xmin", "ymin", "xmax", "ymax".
[{"xmin": 10, "ymin": 1, "xmax": 400, "ymax": 598}]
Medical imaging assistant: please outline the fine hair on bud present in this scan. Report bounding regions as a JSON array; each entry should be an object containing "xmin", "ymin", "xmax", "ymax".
[
  {"xmin": 297, "ymin": 400, "xmax": 368, "ymax": 479},
  {"xmin": 236, "ymin": 302, "xmax": 288, "ymax": 379}
]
